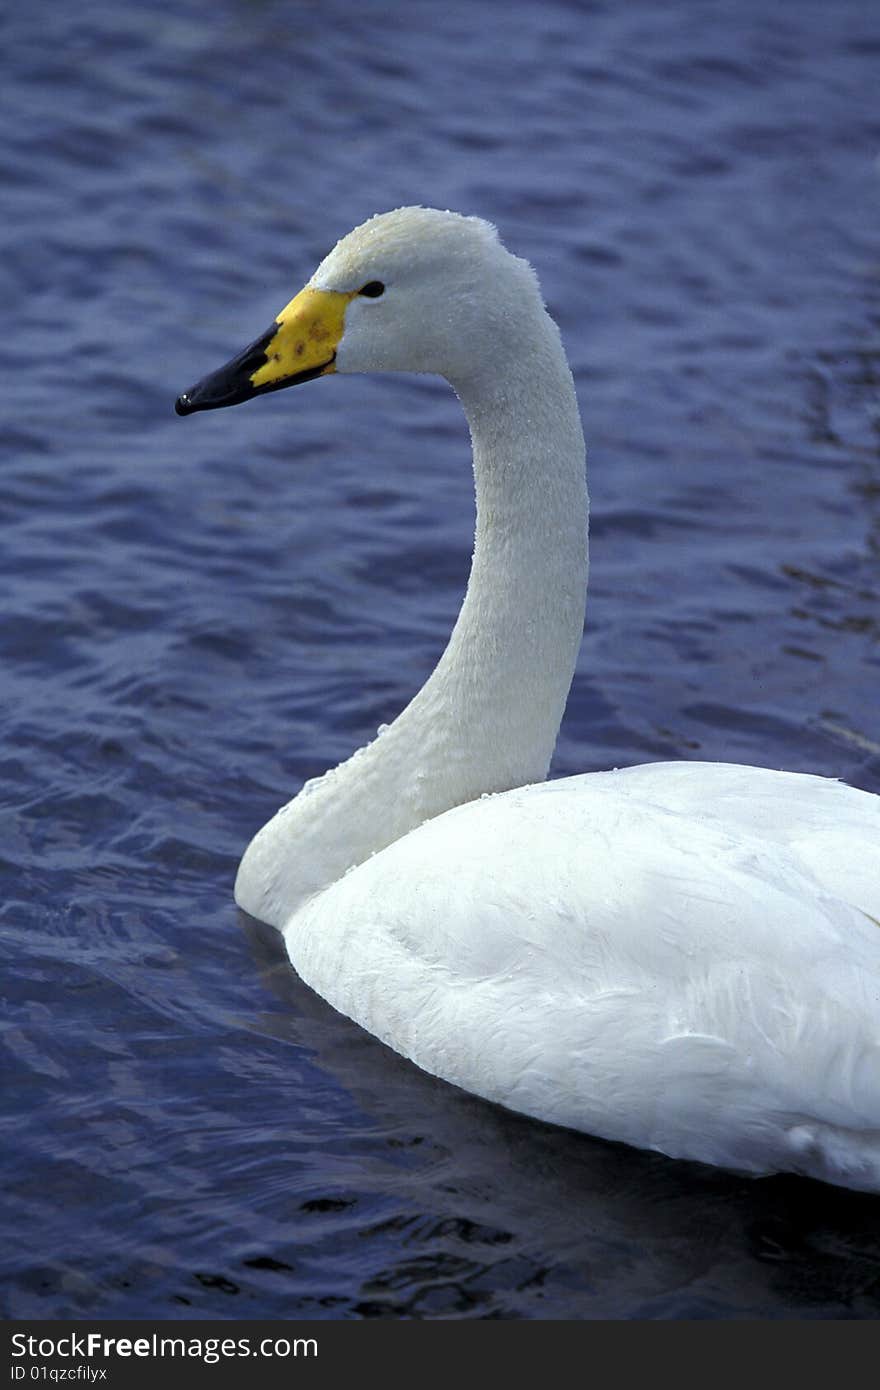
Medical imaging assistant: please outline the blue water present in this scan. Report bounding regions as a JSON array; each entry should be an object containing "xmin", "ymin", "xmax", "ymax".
[{"xmin": 2, "ymin": 0, "xmax": 879, "ymax": 1319}]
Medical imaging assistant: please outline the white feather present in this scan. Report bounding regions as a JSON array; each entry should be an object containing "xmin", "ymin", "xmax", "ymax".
[{"xmin": 227, "ymin": 208, "xmax": 880, "ymax": 1192}]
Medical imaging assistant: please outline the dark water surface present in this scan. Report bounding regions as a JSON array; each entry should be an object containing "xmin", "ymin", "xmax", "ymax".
[{"xmin": 2, "ymin": 0, "xmax": 880, "ymax": 1319}]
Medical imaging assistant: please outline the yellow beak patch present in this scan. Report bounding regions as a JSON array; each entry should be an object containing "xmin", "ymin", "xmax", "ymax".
[{"xmin": 250, "ymin": 286, "xmax": 354, "ymax": 389}]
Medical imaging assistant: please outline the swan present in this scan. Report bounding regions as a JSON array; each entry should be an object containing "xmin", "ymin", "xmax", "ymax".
[{"xmin": 176, "ymin": 206, "xmax": 880, "ymax": 1193}]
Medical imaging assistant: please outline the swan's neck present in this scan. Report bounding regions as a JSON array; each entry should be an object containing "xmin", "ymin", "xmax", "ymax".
[
  {"xmin": 440, "ymin": 345, "xmax": 588, "ymax": 753},
  {"xmin": 235, "ymin": 319, "xmax": 588, "ymax": 928}
]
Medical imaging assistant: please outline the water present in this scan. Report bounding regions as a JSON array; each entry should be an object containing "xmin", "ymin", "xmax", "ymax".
[{"xmin": 2, "ymin": 0, "xmax": 879, "ymax": 1319}]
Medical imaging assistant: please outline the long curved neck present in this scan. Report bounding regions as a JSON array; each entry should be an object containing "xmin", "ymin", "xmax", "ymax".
[
  {"xmin": 235, "ymin": 317, "xmax": 589, "ymax": 929},
  {"xmin": 435, "ymin": 338, "xmax": 589, "ymax": 767}
]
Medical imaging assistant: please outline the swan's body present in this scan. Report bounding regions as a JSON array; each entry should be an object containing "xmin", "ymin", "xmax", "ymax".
[{"xmin": 177, "ymin": 207, "xmax": 880, "ymax": 1192}]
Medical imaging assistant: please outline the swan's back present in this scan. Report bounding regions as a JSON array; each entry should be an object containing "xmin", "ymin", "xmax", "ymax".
[{"xmin": 286, "ymin": 761, "xmax": 880, "ymax": 1191}]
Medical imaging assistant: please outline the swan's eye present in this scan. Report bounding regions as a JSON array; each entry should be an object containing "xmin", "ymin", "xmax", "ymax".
[{"xmin": 359, "ymin": 281, "xmax": 385, "ymax": 298}]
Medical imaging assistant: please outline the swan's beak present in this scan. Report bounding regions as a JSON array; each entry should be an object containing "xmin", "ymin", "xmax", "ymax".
[{"xmin": 175, "ymin": 286, "xmax": 353, "ymax": 415}]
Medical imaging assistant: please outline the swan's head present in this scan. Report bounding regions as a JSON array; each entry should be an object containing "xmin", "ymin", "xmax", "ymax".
[{"xmin": 175, "ymin": 207, "xmax": 545, "ymax": 414}]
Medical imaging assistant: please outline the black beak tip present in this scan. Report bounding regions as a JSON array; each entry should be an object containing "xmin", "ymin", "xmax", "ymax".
[{"xmin": 175, "ymin": 393, "xmax": 194, "ymax": 416}]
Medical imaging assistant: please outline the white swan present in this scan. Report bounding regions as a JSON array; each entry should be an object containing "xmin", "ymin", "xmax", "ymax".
[{"xmin": 177, "ymin": 206, "xmax": 880, "ymax": 1193}]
